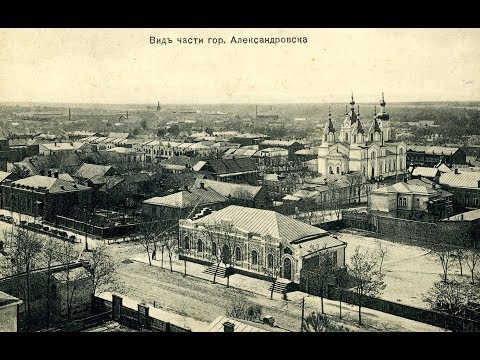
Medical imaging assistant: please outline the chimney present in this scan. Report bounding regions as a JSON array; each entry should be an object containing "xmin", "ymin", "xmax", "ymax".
[
  {"xmin": 223, "ymin": 321, "xmax": 235, "ymax": 333},
  {"xmin": 184, "ymin": 185, "xmax": 189, "ymax": 191},
  {"xmin": 200, "ymin": 182, "xmax": 205, "ymax": 189},
  {"xmin": 455, "ymin": 168, "xmax": 459, "ymax": 174},
  {"xmin": 418, "ymin": 175, "xmax": 422, "ymax": 180},
  {"xmin": 126, "ymin": 111, "xmax": 129, "ymax": 119},
  {"xmin": 404, "ymin": 177, "xmax": 408, "ymax": 183},
  {"xmin": 47, "ymin": 170, "xmax": 52, "ymax": 177},
  {"xmin": 54, "ymin": 171, "xmax": 59, "ymax": 178}
]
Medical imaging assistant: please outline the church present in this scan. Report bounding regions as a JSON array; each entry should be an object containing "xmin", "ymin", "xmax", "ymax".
[{"xmin": 318, "ymin": 93, "xmax": 407, "ymax": 181}]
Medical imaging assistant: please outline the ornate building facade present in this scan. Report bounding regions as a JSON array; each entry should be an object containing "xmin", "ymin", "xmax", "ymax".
[{"xmin": 318, "ymin": 94, "xmax": 407, "ymax": 181}]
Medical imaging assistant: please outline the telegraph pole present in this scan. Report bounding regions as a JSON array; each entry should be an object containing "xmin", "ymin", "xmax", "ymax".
[{"xmin": 300, "ymin": 296, "xmax": 305, "ymax": 332}]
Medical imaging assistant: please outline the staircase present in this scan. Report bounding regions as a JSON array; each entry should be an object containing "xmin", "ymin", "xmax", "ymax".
[
  {"xmin": 268, "ymin": 278, "xmax": 293, "ymax": 294},
  {"xmin": 203, "ymin": 263, "xmax": 228, "ymax": 278},
  {"xmin": 192, "ymin": 207, "xmax": 213, "ymax": 221}
]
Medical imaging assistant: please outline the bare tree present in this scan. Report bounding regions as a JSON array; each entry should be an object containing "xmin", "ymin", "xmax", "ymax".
[
  {"xmin": 87, "ymin": 244, "xmax": 118, "ymax": 298},
  {"xmin": 262, "ymin": 244, "xmax": 283, "ymax": 300},
  {"xmin": 335, "ymin": 269, "xmax": 350, "ymax": 320},
  {"xmin": 56, "ymin": 240, "xmax": 80, "ymax": 322},
  {"xmin": 303, "ymin": 250, "xmax": 336, "ymax": 314},
  {"xmin": 162, "ymin": 229, "xmax": 178, "ymax": 272},
  {"xmin": 137, "ymin": 217, "xmax": 160, "ymax": 266},
  {"xmin": 377, "ymin": 241, "xmax": 388, "ymax": 274},
  {"xmin": 455, "ymin": 248, "xmax": 465, "ymax": 277},
  {"xmin": 8, "ymin": 226, "xmax": 43, "ymax": 319},
  {"xmin": 464, "ymin": 245, "xmax": 480, "ymax": 285},
  {"xmin": 348, "ymin": 246, "xmax": 386, "ymax": 325},
  {"xmin": 424, "ymin": 279, "xmax": 472, "ymax": 331},
  {"xmin": 328, "ymin": 180, "xmax": 343, "ymax": 221},
  {"xmin": 433, "ymin": 244, "xmax": 456, "ymax": 283},
  {"xmin": 42, "ymin": 235, "xmax": 57, "ymax": 327}
]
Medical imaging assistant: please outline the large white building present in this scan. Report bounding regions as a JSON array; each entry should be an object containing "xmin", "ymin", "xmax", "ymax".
[{"xmin": 318, "ymin": 94, "xmax": 407, "ymax": 181}]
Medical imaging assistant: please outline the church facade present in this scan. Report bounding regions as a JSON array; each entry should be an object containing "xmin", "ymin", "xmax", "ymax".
[{"xmin": 318, "ymin": 94, "xmax": 407, "ymax": 181}]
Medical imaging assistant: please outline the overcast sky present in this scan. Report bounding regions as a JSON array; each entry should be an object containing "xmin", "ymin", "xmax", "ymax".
[{"xmin": 0, "ymin": 28, "xmax": 479, "ymax": 104}]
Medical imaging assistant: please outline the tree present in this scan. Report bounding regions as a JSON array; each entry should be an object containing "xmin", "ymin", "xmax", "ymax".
[
  {"xmin": 42, "ymin": 235, "xmax": 57, "ymax": 327},
  {"xmin": 303, "ymin": 250, "xmax": 336, "ymax": 314},
  {"xmin": 140, "ymin": 119, "xmax": 148, "ymax": 131},
  {"xmin": 162, "ymin": 229, "xmax": 178, "ymax": 272},
  {"xmin": 464, "ymin": 245, "xmax": 480, "ymax": 285},
  {"xmin": 348, "ymin": 246, "xmax": 386, "ymax": 325},
  {"xmin": 87, "ymin": 244, "xmax": 118, "ymax": 300},
  {"xmin": 346, "ymin": 171, "xmax": 364, "ymax": 204},
  {"xmin": 225, "ymin": 297, "xmax": 263, "ymax": 322},
  {"xmin": 137, "ymin": 216, "xmax": 160, "ymax": 266},
  {"xmin": 424, "ymin": 279, "xmax": 472, "ymax": 331},
  {"xmin": 8, "ymin": 226, "xmax": 43, "ymax": 319},
  {"xmin": 56, "ymin": 240, "xmax": 80, "ymax": 322},
  {"xmin": 262, "ymin": 244, "xmax": 283, "ymax": 300},
  {"xmin": 328, "ymin": 179, "xmax": 343, "ymax": 220},
  {"xmin": 335, "ymin": 269, "xmax": 350, "ymax": 320},
  {"xmin": 11, "ymin": 164, "xmax": 31, "ymax": 179},
  {"xmin": 434, "ymin": 244, "xmax": 455, "ymax": 283},
  {"xmin": 377, "ymin": 241, "xmax": 388, "ymax": 274},
  {"xmin": 455, "ymin": 248, "xmax": 465, "ymax": 277}
]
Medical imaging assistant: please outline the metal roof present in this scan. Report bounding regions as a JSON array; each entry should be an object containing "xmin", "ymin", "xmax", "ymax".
[
  {"xmin": 193, "ymin": 178, "xmax": 262, "ymax": 200},
  {"xmin": 144, "ymin": 188, "xmax": 226, "ymax": 208},
  {"xmin": 411, "ymin": 167, "xmax": 439, "ymax": 178},
  {"xmin": 192, "ymin": 205, "xmax": 329, "ymax": 244},
  {"xmin": 12, "ymin": 175, "xmax": 90, "ymax": 193},
  {"xmin": 439, "ymin": 171, "xmax": 480, "ymax": 189}
]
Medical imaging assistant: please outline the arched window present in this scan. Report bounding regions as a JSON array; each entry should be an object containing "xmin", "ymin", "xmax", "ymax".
[
  {"xmin": 235, "ymin": 247, "xmax": 242, "ymax": 262},
  {"xmin": 324, "ymin": 134, "xmax": 327, "ymax": 142},
  {"xmin": 370, "ymin": 133, "xmax": 374, "ymax": 142},
  {"xmin": 336, "ymin": 166, "xmax": 340, "ymax": 174},
  {"xmin": 371, "ymin": 151, "xmax": 376, "ymax": 160},
  {"xmin": 251, "ymin": 250, "xmax": 258, "ymax": 265},
  {"xmin": 267, "ymin": 253, "xmax": 274, "ymax": 269},
  {"xmin": 345, "ymin": 133, "xmax": 349, "ymax": 142},
  {"xmin": 353, "ymin": 135, "xmax": 357, "ymax": 143},
  {"xmin": 329, "ymin": 166, "xmax": 333, "ymax": 174},
  {"xmin": 197, "ymin": 239, "xmax": 203, "ymax": 253},
  {"xmin": 211, "ymin": 242, "xmax": 217, "ymax": 256},
  {"xmin": 184, "ymin": 236, "xmax": 190, "ymax": 250}
]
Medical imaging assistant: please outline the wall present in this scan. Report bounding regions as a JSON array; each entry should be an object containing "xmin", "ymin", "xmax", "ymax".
[{"xmin": 0, "ymin": 304, "xmax": 18, "ymax": 332}]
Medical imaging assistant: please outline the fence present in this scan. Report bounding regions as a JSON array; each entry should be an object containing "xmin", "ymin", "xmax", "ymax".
[
  {"xmin": 92, "ymin": 294, "xmax": 192, "ymax": 332},
  {"xmin": 299, "ymin": 277, "xmax": 480, "ymax": 332},
  {"xmin": 55, "ymin": 215, "xmax": 139, "ymax": 239}
]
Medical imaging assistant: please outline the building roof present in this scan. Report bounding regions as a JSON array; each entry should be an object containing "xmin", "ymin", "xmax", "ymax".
[
  {"xmin": 195, "ymin": 158, "xmax": 259, "ymax": 175},
  {"xmin": 260, "ymin": 139, "xmax": 300, "ymax": 147},
  {"xmin": 193, "ymin": 178, "xmax": 263, "ymax": 201},
  {"xmin": 295, "ymin": 148, "xmax": 317, "ymax": 156},
  {"xmin": 161, "ymin": 156, "xmax": 198, "ymax": 168},
  {"xmin": 192, "ymin": 205, "xmax": 329, "ymax": 244},
  {"xmin": 436, "ymin": 163, "xmax": 452, "ymax": 173},
  {"xmin": 444, "ymin": 208, "xmax": 480, "ymax": 222},
  {"xmin": 144, "ymin": 187, "xmax": 226, "ymax": 208},
  {"xmin": 439, "ymin": 170, "xmax": 480, "ymax": 189},
  {"xmin": 0, "ymin": 171, "xmax": 12, "ymax": 183},
  {"xmin": 411, "ymin": 167, "xmax": 440, "ymax": 178},
  {"xmin": 407, "ymin": 145, "xmax": 460, "ymax": 155},
  {"xmin": 208, "ymin": 316, "xmax": 278, "ymax": 332},
  {"xmin": 41, "ymin": 142, "xmax": 84, "ymax": 151},
  {"xmin": 58, "ymin": 173, "xmax": 75, "ymax": 182},
  {"xmin": 371, "ymin": 181, "xmax": 438, "ymax": 196},
  {"xmin": 12, "ymin": 175, "xmax": 90, "ymax": 193},
  {"xmin": 75, "ymin": 163, "xmax": 113, "ymax": 180},
  {"xmin": 0, "ymin": 291, "xmax": 22, "ymax": 308},
  {"xmin": 52, "ymin": 267, "xmax": 91, "ymax": 282},
  {"xmin": 108, "ymin": 132, "xmax": 130, "ymax": 139}
]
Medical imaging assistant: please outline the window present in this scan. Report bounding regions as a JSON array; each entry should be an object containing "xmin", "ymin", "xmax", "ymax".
[
  {"xmin": 184, "ymin": 236, "xmax": 190, "ymax": 250},
  {"xmin": 370, "ymin": 133, "xmax": 374, "ymax": 142},
  {"xmin": 211, "ymin": 242, "xmax": 217, "ymax": 256},
  {"xmin": 283, "ymin": 247, "xmax": 293, "ymax": 255},
  {"xmin": 267, "ymin": 253, "xmax": 274, "ymax": 269},
  {"xmin": 251, "ymin": 250, "xmax": 258, "ymax": 265},
  {"xmin": 398, "ymin": 197, "xmax": 407, "ymax": 207},
  {"xmin": 345, "ymin": 133, "xmax": 349, "ymax": 142},
  {"xmin": 329, "ymin": 166, "xmax": 333, "ymax": 174},
  {"xmin": 336, "ymin": 166, "xmax": 340, "ymax": 174},
  {"xmin": 465, "ymin": 196, "xmax": 469, "ymax": 205},
  {"xmin": 331, "ymin": 251, "xmax": 337, "ymax": 267},
  {"xmin": 473, "ymin": 198, "xmax": 479, "ymax": 207},
  {"xmin": 235, "ymin": 247, "xmax": 242, "ymax": 261},
  {"xmin": 353, "ymin": 135, "xmax": 357, "ymax": 143},
  {"xmin": 197, "ymin": 239, "xmax": 203, "ymax": 253}
]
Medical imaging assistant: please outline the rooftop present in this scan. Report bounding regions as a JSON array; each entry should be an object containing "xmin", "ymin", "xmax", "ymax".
[
  {"xmin": 12, "ymin": 175, "xmax": 90, "ymax": 193},
  {"xmin": 439, "ymin": 170, "xmax": 480, "ymax": 189},
  {"xmin": 411, "ymin": 167, "xmax": 440, "ymax": 178},
  {"xmin": 0, "ymin": 291, "xmax": 22, "ymax": 308},
  {"xmin": 75, "ymin": 163, "xmax": 113, "ymax": 180},
  {"xmin": 191, "ymin": 205, "xmax": 329, "ymax": 244},
  {"xmin": 443, "ymin": 208, "xmax": 480, "ymax": 222},
  {"xmin": 407, "ymin": 145, "xmax": 460, "ymax": 155},
  {"xmin": 192, "ymin": 178, "xmax": 262, "ymax": 200},
  {"xmin": 144, "ymin": 188, "xmax": 227, "ymax": 209}
]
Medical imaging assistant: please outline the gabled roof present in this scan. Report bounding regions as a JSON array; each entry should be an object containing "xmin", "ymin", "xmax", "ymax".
[
  {"xmin": 75, "ymin": 163, "xmax": 113, "ymax": 180},
  {"xmin": 0, "ymin": 171, "xmax": 12, "ymax": 183},
  {"xmin": 259, "ymin": 139, "xmax": 300, "ymax": 147},
  {"xmin": 160, "ymin": 155, "xmax": 198, "ymax": 168},
  {"xmin": 192, "ymin": 205, "xmax": 329, "ymax": 244},
  {"xmin": 439, "ymin": 171, "xmax": 480, "ymax": 189},
  {"xmin": 407, "ymin": 145, "xmax": 460, "ymax": 155},
  {"xmin": 193, "ymin": 178, "xmax": 262, "ymax": 201},
  {"xmin": 0, "ymin": 291, "xmax": 22, "ymax": 308},
  {"xmin": 411, "ymin": 167, "xmax": 440, "ymax": 178},
  {"xmin": 371, "ymin": 181, "xmax": 438, "ymax": 196},
  {"xmin": 144, "ymin": 188, "xmax": 226, "ymax": 208},
  {"xmin": 108, "ymin": 132, "xmax": 130, "ymax": 139},
  {"xmin": 202, "ymin": 158, "xmax": 258, "ymax": 175},
  {"xmin": 12, "ymin": 175, "xmax": 90, "ymax": 193}
]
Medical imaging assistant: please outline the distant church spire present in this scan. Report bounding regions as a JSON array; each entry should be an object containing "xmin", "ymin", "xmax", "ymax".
[
  {"xmin": 350, "ymin": 92, "xmax": 355, "ymax": 109},
  {"xmin": 157, "ymin": 101, "xmax": 161, "ymax": 111}
]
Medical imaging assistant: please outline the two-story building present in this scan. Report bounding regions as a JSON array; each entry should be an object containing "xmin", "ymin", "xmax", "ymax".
[
  {"xmin": 439, "ymin": 169, "xmax": 480, "ymax": 211},
  {"xmin": 369, "ymin": 178, "xmax": 453, "ymax": 221}
]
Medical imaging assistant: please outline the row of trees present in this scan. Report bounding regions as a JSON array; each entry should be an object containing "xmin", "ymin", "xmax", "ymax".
[{"xmin": 0, "ymin": 225, "xmax": 118, "ymax": 329}]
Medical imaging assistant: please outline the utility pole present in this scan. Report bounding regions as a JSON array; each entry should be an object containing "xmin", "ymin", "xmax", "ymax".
[
  {"xmin": 84, "ymin": 206, "xmax": 89, "ymax": 252},
  {"xmin": 300, "ymin": 296, "xmax": 305, "ymax": 332}
]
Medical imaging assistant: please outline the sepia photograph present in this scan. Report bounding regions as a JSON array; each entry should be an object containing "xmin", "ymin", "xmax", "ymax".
[{"xmin": 0, "ymin": 27, "xmax": 479, "ymax": 333}]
